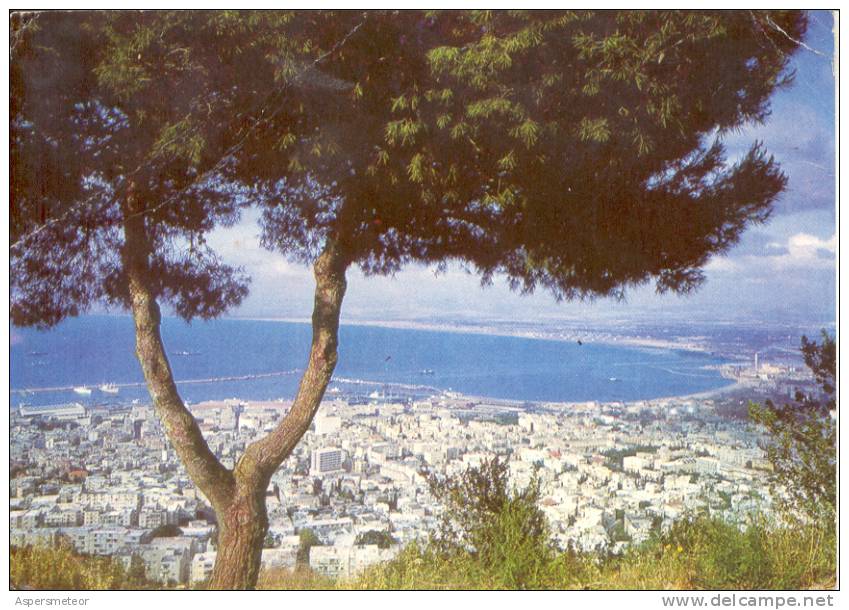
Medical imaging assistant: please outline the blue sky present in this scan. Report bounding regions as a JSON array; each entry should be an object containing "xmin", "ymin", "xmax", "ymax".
[{"xmin": 207, "ymin": 11, "xmax": 837, "ymax": 325}]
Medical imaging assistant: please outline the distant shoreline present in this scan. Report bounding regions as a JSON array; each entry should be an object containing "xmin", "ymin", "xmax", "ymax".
[{"xmin": 227, "ymin": 315, "xmax": 712, "ymax": 354}]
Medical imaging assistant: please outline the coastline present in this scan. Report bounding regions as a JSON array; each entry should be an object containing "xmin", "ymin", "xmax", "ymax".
[
  {"xmin": 225, "ymin": 316, "xmax": 739, "ymax": 407},
  {"xmin": 227, "ymin": 315, "xmax": 712, "ymax": 354},
  {"xmin": 432, "ymin": 374, "xmax": 748, "ymax": 410},
  {"xmin": 12, "ymin": 314, "xmax": 749, "ymax": 409}
]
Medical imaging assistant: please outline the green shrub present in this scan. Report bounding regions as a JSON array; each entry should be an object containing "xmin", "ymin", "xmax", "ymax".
[
  {"xmin": 749, "ymin": 332, "xmax": 836, "ymax": 523},
  {"xmin": 336, "ymin": 514, "xmax": 836, "ymax": 591},
  {"xmin": 590, "ymin": 515, "xmax": 836, "ymax": 590},
  {"xmin": 422, "ymin": 456, "xmax": 557, "ymax": 589},
  {"xmin": 333, "ymin": 458, "xmax": 836, "ymax": 591}
]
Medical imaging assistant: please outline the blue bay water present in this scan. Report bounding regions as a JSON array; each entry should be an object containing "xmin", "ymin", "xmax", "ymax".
[{"xmin": 10, "ymin": 316, "xmax": 731, "ymax": 407}]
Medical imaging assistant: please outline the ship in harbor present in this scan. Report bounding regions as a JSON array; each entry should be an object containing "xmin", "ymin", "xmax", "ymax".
[
  {"xmin": 99, "ymin": 383, "xmax": 119, "ymax": 395},
  {"xmin": 73, "ymin": 386, "xmax": 92, "ymax": 396}
]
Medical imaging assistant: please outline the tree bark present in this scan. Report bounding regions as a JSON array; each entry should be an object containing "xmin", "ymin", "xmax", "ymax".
[
  {"xmin": 208, "ymin": 483, "xmax": 268, "ymax": 590},
  {"xmin": 123, "ymin": 188, "xmax": 349, "ymax": 590}
]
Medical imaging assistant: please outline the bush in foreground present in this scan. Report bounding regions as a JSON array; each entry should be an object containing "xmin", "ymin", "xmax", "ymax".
[
  {"xmin": 258, "ymin": 459, "xmax": 835, "ymax": 591},
  {"xmin": 750, "ymin": 332, "xmax": 836, "ymax": 524}
]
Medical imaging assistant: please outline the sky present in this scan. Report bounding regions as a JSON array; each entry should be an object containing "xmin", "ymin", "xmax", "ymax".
[{"xmin": 205, "ymin": 11, "xmax": 837, "ymax": 326}]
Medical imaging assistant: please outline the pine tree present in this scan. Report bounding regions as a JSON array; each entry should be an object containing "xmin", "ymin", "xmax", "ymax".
[{"xmin": 11, "ymin": 10, "xmax": 807, "ymax": 588}]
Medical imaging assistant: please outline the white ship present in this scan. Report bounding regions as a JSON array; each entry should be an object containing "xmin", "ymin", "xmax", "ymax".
[
  {"xmin": 73, "ymin": 386, "xmax": 92, "ymax": 396},
  {"xmin": 99, "ymin": 383, "xmax": 119, "ymax": 395}
]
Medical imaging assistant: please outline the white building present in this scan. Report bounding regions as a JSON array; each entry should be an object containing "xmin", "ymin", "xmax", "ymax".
[
  {"xmin": 55, "ymin": 526, "xmax": 137, "ymax": 556},
  {"xmin": 138, "ymin": 508, "xmax": 177, "ymax": 529},
  {"xmin": 19, "ymin": 403, "xmax": 86, "ymax": 420},
  {"xmin": 309, "ymin": 544, "xmax": 397, "ymax": 580},
  {"xmin": 43, "ymin": 507, "xmax": 82, "ymax": 527},
  {"xmin": 190, "ymin": 552, "xmax": 217, "ymax": 586},
  {"xmin": 623, "ymin": 455, "xmax": 645, "ymax": 473},
  {"xmin": 310, "ymin": 447, "xmax": 345, "ymax": 476},
  {"xmin": 314, "ymin": 414, "xmax": 342, "ymax": 436},
  {"xmin": 260, "ymin": 543, "xmax": 299, "ymax": 571},
  {"xmin": 696, "ymin": 456, "xmax": 720, "ymax": 475},
  {"xmin": 77, "ymin": 491, "xmax": 141, "ymax": 512},
  {"xmin": 135, "ymin": 537, "xmax": 195, "ymax": 584}
]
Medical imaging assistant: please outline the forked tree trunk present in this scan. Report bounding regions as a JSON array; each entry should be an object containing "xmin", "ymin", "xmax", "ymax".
[
  {"xmin": 208, "ymin": 241, "xmax": 348, "ymax": 589},
  {"xmin": 122, "ymin": 190, "xmax": 348, "ymax": 590}
]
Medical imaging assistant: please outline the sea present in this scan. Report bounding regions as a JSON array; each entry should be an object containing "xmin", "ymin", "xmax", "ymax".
[{"xmin": 9, "ymin": 315, "xmax": 732, "ymax": 409}]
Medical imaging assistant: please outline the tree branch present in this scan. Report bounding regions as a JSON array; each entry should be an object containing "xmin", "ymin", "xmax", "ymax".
[
  {"xmin": 10, "ymin": 16, "xmax": 369, "ymax": 256},
  {"xmin": 235, "ymin": 239, "xmax": 349, "ymax": 487},
  {"xmin": 122, "ymin": 185, "xmax": 236, "ymax": 510}
]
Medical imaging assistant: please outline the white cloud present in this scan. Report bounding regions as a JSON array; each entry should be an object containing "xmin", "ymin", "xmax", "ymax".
[
  {"xmin": 704, "ymin": 257, "xmax": 739, "ymax": 273},
  {"xmin": 711, "ymin": 232, "xmax": 835, "ymax": 275},
  {"xmin": 206, "ymin": 210, "xmax": 835, "ymax": 322},
  {"xmin": 759, "ymin": 232, "xmax": 837, "ymax": 271},
  {"xmin": 786, "ymin": 232, "xmax": 836, "ymax": 259}
]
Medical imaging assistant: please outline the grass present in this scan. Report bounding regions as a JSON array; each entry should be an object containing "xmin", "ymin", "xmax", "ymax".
[
  {"xmin": 583, "ymin": 516, "xmax": 836, "ymax": 590},
  {"xmin": 11, "ymin": 515, "xmax": 835, "ymax": 591},
  {"xmin": 11, "ymin": 542, "xmax": 146, "ymax": 590},
  {"xmin": 260, "ymin": 515, "xmax": 836, "ymax": 591},
  {"xmin": 257, "ymin": 566, "xmax": 335, "ymax": 590}
]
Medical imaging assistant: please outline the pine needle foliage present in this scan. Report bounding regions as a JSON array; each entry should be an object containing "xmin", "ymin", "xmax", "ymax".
[{"xmin": 12, "ymin": 10, "xmax": 807, "ymax": 327}]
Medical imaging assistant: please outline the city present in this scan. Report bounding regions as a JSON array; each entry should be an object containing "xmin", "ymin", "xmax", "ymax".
[{"xmin": 9, "ymin": 356, "xmax": 813, "ymax": 587}]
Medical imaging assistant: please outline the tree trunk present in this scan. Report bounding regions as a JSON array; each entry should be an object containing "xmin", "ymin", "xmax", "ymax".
[
  {"xmin": 216, "ymin": 240, "xmax": 348, "ymax": 588},
  {"xmin": 207, "ymin": 485, "xmax": 269, "ymax": 590},
  {"xmin": 122, "ymin": 187, "xmax": 349, "ymax": 589}
]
